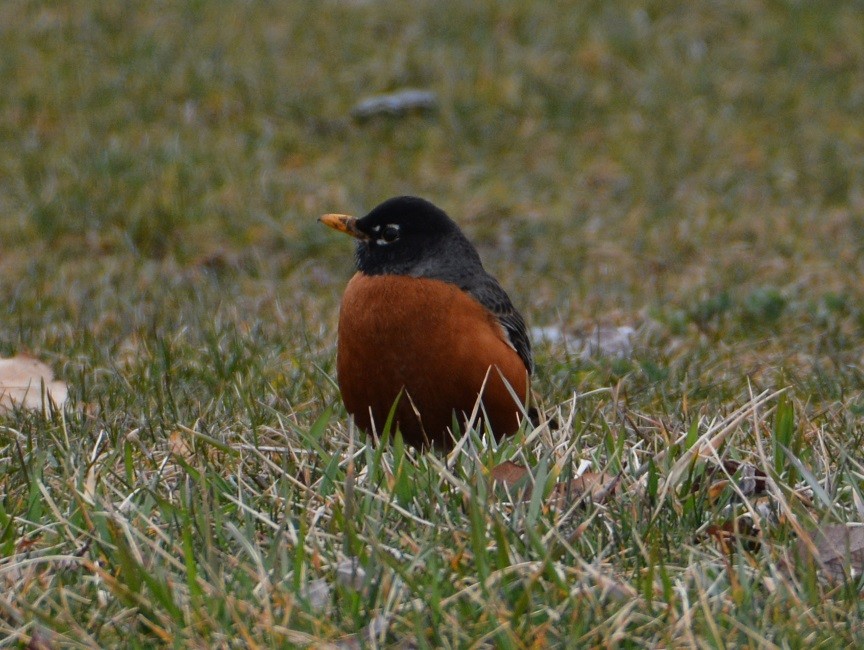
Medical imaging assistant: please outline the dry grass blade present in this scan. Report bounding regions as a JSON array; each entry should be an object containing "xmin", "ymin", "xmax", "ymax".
[{"xmin": 648, "ymin": 388, "xmax": 785, "ymax": 522}]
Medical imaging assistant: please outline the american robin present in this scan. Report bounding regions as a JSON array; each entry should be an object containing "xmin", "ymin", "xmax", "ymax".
[{"xmin": 320, "ymin": 196, "xmax": 532, "ymax": 450}]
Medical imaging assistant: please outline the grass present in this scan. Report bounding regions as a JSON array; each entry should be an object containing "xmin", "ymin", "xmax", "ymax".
[{"xmin": 2, "ymin": 0, "xmax": 864, "ymax": 646}]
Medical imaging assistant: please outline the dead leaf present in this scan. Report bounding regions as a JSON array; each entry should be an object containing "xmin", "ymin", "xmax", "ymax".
[
  {"xmin": 796, "ymin": 524, "xmax": 864, "ymax": 582},
  {"xmin": 490, "ymin": 461, "xmax": 529, "ymax": 485},
  {"xmin": 490, "ymin": 462, "xmax": 620, "ymax": 510},
  {"xmin": 549, "ymin": 471, "xmax": 620, "ymax": 509},
  {"xmin": 489, "ymin": 460, "xmax": 536, "ymax": 505},
  {"xmin": 0, "ymin": 355, "xmax": 68, "ymax": 413},
  {"xmin": 168, "ymin": 431, "xmax": 196, "ymax": 463},
  {"xmin": 707, "ymin": 480, "xmax": 731, "ymax": 502}
]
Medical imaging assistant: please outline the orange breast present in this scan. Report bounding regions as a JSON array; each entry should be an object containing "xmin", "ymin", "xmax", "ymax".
[{"xmin": 337, "ymin": 273, "xmax": 529, "ymax": 449}]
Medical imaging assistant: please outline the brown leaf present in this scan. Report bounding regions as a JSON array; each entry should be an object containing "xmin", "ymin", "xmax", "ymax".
[
  {"xmin": 167, "ymin": 431, "xmax": 196, "ymax": 463},
  {"xmin": 491, "ymin": 463, "xmax": 621, "ymax": 511},
  {"xmin": 489, "ymin": 461, "xmax": 537, "ymax": 505},
  {"xmin": 0, "ymin": 355, "xmax": 68, "ymax": 413},
  {"xmin": 490, "ymin": 461, "xmax": 529, "ymax": 485},
  {"xmin": 549, "ymin": 471, "xmax": 620, "ymax": 509},
  {"xmin": 707, "ymin": 480, "xmax": 730, "ymax": 502},
  {"xmin": 796, "ymin": 524, "xmax": 864, "ymax": 581}
]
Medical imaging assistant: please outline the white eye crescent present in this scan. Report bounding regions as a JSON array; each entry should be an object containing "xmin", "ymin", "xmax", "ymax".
[{"xmin": 376, "ymin": 224, "xmax": 400, "ymax": 245}]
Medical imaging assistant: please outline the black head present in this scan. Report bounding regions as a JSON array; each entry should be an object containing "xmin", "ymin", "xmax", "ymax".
[{"xmin": 321, "ymin": 196, "xmax": 483, "ymax": 279}]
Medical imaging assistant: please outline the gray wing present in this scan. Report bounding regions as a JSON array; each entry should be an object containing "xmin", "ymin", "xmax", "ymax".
[{"xmin": 464, "ymin": 274, "xmax": 533, "ymax": 375}]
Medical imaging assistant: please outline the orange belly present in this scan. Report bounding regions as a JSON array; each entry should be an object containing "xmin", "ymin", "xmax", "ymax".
[{"xmin": 337, "ymin": 273, "xmax": 529, "ymax": 449}]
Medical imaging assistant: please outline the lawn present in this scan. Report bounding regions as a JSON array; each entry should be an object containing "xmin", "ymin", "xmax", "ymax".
[{"xmin": 2, "ymin": 0, "xmax": 864, "ymax": 646}]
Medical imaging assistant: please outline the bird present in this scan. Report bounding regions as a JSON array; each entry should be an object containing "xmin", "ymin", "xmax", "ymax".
[{"xmin": 320, "ymin": 196, "xmax": 532, "ymax": 450}]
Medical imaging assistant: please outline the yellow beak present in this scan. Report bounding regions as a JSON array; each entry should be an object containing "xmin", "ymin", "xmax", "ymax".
[{"xmin": 319, "ymin": 214, "xmax": 368, "ymax": 240}]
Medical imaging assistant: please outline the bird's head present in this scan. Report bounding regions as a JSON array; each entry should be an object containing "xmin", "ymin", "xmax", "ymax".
[{"xmin": 320, "ymin": 196, "xmax": 479, "ymax": 277}]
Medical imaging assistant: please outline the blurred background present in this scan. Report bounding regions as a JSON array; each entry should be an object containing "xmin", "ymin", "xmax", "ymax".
[{"xmin": 1, "ymin": 0, "xmax": 863, "ymax": 403}]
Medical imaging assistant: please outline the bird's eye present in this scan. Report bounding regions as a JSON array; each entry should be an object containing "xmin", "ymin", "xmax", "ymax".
[{"xmin": 381, "ymin": 224, "xmax": 400, "ymax": 243}]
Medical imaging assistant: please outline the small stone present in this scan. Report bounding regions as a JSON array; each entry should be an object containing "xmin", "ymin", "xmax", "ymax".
[{"xmin": 351, "ymin": 89, "xmax": 438, "ymax": 121}]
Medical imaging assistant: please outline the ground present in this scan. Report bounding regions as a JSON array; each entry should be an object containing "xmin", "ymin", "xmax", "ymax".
[{"xmin": 1, "ymin": 1, "xmax": 864, "ymax": 646}]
